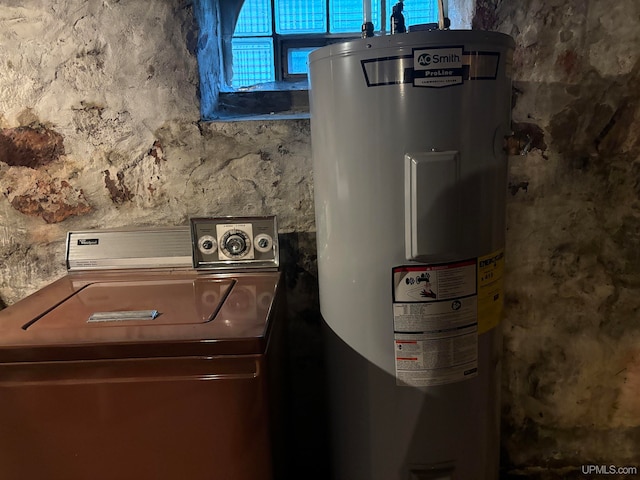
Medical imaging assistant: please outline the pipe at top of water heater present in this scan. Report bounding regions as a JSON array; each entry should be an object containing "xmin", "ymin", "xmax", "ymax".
[
  {"xmin": 437, "ymin": 0, "xmax": 453, "ymax": 29},
  {"xmin": 390, "ymin": 1, "xmax": 406, "ymax": 34},
  {"xmin": 362, "ymin": 0, "xmax": 374, "ymax": 37},
  {"xmin": 363, "ymin": 0, "xmax": 372, "ymax": 23}
]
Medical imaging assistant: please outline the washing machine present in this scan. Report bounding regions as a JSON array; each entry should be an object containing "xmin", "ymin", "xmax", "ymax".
[{"xmin": 0, "ymin": 216, "xmax": 285, "ymax": 480}]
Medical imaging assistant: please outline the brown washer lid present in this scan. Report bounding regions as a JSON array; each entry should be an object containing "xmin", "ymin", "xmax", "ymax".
[{"xmin": 0, "ymin": 271, "xmax": 282, "ymax": 362}]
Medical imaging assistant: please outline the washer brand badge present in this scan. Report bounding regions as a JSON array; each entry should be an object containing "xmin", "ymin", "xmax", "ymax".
[
  {"xmin": 413, "ymin": 46, "xmax": 463, "ymax": 88},
  {"xmin": 78, "ymin": 239, "xmax": 99, "ymax": 246}
]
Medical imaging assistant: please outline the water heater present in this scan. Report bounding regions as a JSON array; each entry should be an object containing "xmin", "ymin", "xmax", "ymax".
[{"xmin": 309, "ymin": 30, "xmax": 514, "ymax": 480}]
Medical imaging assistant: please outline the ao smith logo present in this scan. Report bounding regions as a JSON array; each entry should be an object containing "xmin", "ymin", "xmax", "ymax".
[
  {"xmin": 417, "ymin": 52, "xmax": 461, "ymax": 66},
  {"xmin": 414, "ymin": 47, "xmax": 463, "ymax": 70}
]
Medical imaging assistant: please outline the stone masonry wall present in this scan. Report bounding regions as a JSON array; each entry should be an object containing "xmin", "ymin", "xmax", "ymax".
[
  {"xmin": 484, "ymin": 0, "xmax": 640, "ymax": 477},
  {"xmin": 1, "ymin": 1, "xmax": 639, "ymax": 479},
  {"xmin": 0, "ymin": 1, "xmax": 315, "ymax": 303}
]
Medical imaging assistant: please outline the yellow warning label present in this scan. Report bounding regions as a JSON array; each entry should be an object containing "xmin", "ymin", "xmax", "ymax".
[{"xmin": 477, "ymin": 249, "xmax": 505, "ymax": 334}]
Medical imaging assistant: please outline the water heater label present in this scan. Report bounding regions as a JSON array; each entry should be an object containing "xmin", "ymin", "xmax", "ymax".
[
  {"xmin": 392, "ymin": 260, "xmax": 478, "ymax": 387},
  {"xmin": 413, "ymin": 46, "xmax": 463, "ymax": 88}
]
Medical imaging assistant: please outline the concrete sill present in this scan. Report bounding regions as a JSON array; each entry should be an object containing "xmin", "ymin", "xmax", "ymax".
[{"xmin": 208, "ymin": 90, "xmax": 310, "ymax": 122}]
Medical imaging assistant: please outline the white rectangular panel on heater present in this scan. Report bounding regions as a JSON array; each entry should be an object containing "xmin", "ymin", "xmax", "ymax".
[{"xmin": 404, "ymin": 151, "xmax": 460, "ymax": 261}]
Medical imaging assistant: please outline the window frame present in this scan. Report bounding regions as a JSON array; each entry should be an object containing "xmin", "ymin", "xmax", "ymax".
[
  {"xmin": 229, "ymin": 0, "xmax": 383, "ymax": 91},
  {"xmin": 277, "ymin": 33, "xmax": 361, "ymax": 81},
  {"xmin": 193, "ymin": 0, "xmax": 473, "ymax": 121}
]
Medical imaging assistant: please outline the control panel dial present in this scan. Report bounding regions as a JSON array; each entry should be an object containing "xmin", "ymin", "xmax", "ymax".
[
  {"xmin": 198, "ymin": 235, "xmax": 217, "ymax": 255},
  {"xmin": 220, "ymin": 230, "xmax": 251, "ymax": 258},
  {"xmin": 254, "ymin": 233, "xmax": 273, "ymax": 253}
]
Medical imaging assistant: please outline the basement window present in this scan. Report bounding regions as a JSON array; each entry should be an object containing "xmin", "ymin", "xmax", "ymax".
[
  {"xmin": 194, "ymin": 0, "xmax": 473, "ymax": 121},
  {"xmin": 229, "ymin": 0, "xmax": 438, "ymax": 89}
]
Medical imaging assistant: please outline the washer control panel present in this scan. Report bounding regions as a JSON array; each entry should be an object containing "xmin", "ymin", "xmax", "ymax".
[{"xmin": 191, "ymin": 216, "xmax": 278, "ymax": 270}]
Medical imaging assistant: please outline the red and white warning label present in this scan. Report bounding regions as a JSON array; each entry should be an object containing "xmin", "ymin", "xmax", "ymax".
[{"xmin": 392, "ymin": 260, "xmax": 478, "ymax": 387}]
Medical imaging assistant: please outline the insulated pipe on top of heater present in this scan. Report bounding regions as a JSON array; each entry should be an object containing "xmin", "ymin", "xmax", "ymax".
[
  {"xmin": 362, "ymin": 0, "xmax": 374, "ymax": 37},
  {"xmin": 438, "ymin": 0, "xmax": 447, "ymax": 29},
  {"xmin": 363, "ymin": 0, "xmax": 372, "ymax": 23}
]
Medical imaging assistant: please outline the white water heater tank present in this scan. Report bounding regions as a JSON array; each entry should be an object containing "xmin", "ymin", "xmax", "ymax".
[{"xmin": 309, "ymin": 30, "xmax": 514, "ymax": 480}]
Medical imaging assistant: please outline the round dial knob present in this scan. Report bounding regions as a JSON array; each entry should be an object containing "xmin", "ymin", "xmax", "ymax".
[
  {"xmin": 221, "ymin": 230, "xmax": 251, "ymax": 258},
  {"xmin": 198, "ymin": 235, "xmax": 217, "ymax": 254},
  {"xmin": 254, "ymin": 233, "xmax": 273, "ymax": 253}
]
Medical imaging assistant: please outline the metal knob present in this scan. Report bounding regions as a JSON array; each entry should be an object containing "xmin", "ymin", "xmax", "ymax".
[
  {"xmin": 254, "ymin": 233, "xmax": 273, "ymax": 253},
  {"xmin": 225, "ymin": 234, "xmax": 246, "ymax": 255},
  {"xmin": 198, "ymin": 235, "xmax": 217, "ymax": 255}
]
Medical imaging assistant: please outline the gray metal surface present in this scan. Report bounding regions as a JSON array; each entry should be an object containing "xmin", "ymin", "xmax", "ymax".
[
  {"xmin": 405, "ymin": 150, "xmax": 460, "ymax": 261},
  {"xmin": 310, "ymin": 30, "xmax": 514, "ymax": 480},
  {"xmin": 66, "ymin": 227, "xmax": 192, "ymax": 271},
  {"xmin": 67, "ymin": 217, "xmax": 279, "ymax": 272}
]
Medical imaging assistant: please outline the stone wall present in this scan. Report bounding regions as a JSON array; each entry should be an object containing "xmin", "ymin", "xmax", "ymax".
[
  {"xmin": 1, "ymin": 0, "xmax": 639, "ymax": 478},
  {"xmin": 0, "ymin": 1, "xmax": 316, "ymax": 303},
  {"xmin": 487, "ymin": 0, "xmax": 640, "ymax": 476}
]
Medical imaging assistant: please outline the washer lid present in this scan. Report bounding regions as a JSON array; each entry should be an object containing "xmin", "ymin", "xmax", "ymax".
[
  {"xmin": 0, "ymin": 271, "xmax": 281, "ymax": 362},
  {"xmin": 25, "ymin": 278, "xmax": 233, "ymax": 329}
]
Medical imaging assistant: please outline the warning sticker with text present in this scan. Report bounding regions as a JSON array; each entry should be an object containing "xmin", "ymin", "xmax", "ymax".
[{"xmin": 392, "ymin": 260, "xmax": 478, "ymax": 387}]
